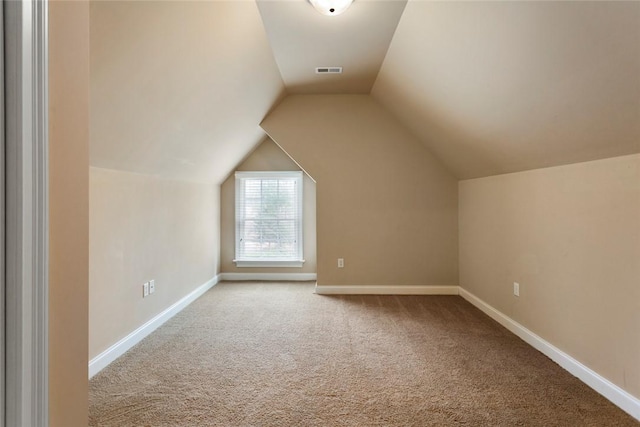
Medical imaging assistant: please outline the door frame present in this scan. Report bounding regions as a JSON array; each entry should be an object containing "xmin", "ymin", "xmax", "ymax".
[{"xmin": 4, "ymin": 1, "xmax": 49, "ymax": 426}]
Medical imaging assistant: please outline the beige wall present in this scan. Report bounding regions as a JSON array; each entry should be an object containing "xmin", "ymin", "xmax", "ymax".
[
  {"xmin": 89, "ymin": 168, "xmax": 219, "ymax": 359},
  {"xmin": 49, "ymin": 1, "xmax": 90, "ymax": 425},
  {"xmin": 459, "ymin": 154, "xmax": 640, "ymax": 399},
  {"xmin": 221, "ymin": 138, "xmax": 317, "ymax": 274},
  {"xmin": 261, "ymin": 95, "xmax": 458, "ymax": 286}
]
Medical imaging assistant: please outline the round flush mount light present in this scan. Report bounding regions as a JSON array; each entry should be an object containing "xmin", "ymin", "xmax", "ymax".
[{"xmin": 308, "ymin": 0, "xmax": 353, "ymax": 16}]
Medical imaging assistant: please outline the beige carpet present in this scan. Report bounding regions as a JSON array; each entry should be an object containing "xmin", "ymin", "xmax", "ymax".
[{"xmin": 89, "ymin": 282, "xmax": 638, "ymax": 426}]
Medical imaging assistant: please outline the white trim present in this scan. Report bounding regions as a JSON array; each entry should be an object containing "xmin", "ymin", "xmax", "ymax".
[
  {"xmin": 235, "ymin": 171, "xmax": 303, "ymax": 179},
  {"xmin": 235, "ymin": 170, "xmax": 304, "ymax": 264},
  {"xmin": 4, "ymin": 1, "xmax": 49, "ymax": 426},
  {"xmin": 0, "ymin": 4, "xmax": 5, "ymax": 424},
  {"xmin": 234, "ymin": 259, "xmax": 305, "ymax": 268},
  {"xmin": 220, "ymin": 272, "xmax": 317, "ymax": 282},
  {"xmin": 88, "ymin": 275, "xmax": 220, "ymax": 378},
  {"xmin": 314, "ymin": 285, "xmax": 459, "ymax": 295},
  {"xmin": 459, "ymin": 287, "xmax": 640, "ymax": 422}
]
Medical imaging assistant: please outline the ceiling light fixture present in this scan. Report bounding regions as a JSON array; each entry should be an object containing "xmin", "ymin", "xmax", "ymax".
[{"xmin": 308, "ymin": 0, "xmax": 353, "ymax": 16}]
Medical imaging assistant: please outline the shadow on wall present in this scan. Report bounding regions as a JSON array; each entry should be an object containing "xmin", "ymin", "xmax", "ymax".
[
  {"xmin": 220, "ymin": 137, "xmax": 317, "ymax": 276},
  {"xmin": 260, "ymin": 94, "xmax": 459, "ymax": 287}
]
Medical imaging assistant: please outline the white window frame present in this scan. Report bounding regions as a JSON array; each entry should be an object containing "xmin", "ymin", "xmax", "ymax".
[{"xmin": 234, "ymin": 171, "xmax": 304, "ymax": 268}]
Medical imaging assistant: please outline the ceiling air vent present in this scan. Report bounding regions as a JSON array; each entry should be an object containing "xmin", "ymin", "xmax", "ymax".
[{"xmin": 315, "ymin": 67, "xmax": 343, "ymax": 74}]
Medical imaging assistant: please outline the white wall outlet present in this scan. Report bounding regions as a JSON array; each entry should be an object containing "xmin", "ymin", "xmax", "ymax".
[
  {"xmin": 149, "ymin": 279, "xmax": 155, "ymax": 294},
  {"xmin": 143, "ymin": 282, "xmax": 150, "ymax": 297},
  {"xmin": 337, "ymin": 258, "xmax": 344, "ymax": 268},
  {"xmin": 513, "ymin": 282, "xmax": 520, "ymax": 297}
]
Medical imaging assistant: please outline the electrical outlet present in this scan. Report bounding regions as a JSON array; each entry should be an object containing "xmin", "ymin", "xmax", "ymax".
[
  {"xmin": 143, "ymin": 282, "xmax": 150, "ymax": 297},
  {"xmin": 149, "ymin": 280, "xmax": 155, "ymax": 294},
  {"xmin": 513, "ymin": 282, "xmax": 520, "ymax": 297},
  {"xmin": 337, "ymin": 258, "xmax": 344, "ymax": 268}
]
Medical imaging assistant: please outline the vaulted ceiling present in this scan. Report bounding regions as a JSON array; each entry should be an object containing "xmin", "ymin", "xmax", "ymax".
[
  {"xmin": 90, "ymin": 0, "xmax": 640, "ymax": 183},
  {"xmin": 372, "ymin": 1, "xmax": 640, "ymax": 179},
  {"xmin": 257, "ymin": 0, "xmax": 407, "ymax": 94},
  {"xmin": 90, "ymin": 1, "xmax": 285, "ymax": 183}
]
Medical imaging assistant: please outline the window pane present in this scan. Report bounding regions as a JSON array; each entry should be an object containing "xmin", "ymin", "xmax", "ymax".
[{"xmin": 235, "ymin": 172, "xmax": 302, "ymax": 262}]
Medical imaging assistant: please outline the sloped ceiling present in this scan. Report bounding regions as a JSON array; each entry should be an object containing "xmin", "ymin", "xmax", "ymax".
[
  {"xmin": 256, "ymin": 0, "xmax": 407, "ymax": 93},
  {"xmin": 90, "ymin": 1, "xmax": 284, "ymax": 183},
  {"xmin": 90, "ymin": 0, "xmax": 640, "ymax": 182},
  {"xmin": 372, "ymin": 1, "xmax": 640, "ymax": 179}
]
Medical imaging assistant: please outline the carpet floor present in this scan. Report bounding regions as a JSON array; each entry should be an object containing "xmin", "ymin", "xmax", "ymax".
[{"xmin": 89, "ymin": 282, "xmax": 638, "ymax": 426}]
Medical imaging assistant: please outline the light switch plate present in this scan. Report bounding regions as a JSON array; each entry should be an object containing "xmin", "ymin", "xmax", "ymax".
[{"xmin": 143, "ymin": 282, "xmax": 150, "ymax": 297}]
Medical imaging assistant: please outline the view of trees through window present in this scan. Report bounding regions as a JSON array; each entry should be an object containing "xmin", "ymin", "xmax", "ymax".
[{"xmin": 236, "ymin": 175, "xmax": 301, "ymax": 261}]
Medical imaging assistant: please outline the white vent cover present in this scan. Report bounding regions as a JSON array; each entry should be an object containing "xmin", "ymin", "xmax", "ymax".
[{"xmin": 315, "ymin": 67, "xmax": 343, "ymax": 74}]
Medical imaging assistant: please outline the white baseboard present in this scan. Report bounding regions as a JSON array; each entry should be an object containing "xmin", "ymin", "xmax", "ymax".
[
  {"xmin": 219, "ymin": 272, "xmax": 317, "ymax": 281},
  {"xmin": 314, "ymin": 285, "xmax": 459, "ymax": 295},
  {"xmin": 88, "ymin": 275, "xmax": 221, "ymax": 379},
  {"xmin": 459, "ymin": 287, "xmax": 640, "ymax": 422}
]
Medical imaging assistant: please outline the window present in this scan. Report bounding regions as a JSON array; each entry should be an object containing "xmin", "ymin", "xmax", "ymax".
[{"xmin": 234, "ymin": 171, "xmax": 304, "ymax": 267}]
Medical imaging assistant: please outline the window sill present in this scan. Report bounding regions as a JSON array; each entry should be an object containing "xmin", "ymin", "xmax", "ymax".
[{"xmin": 233, "ymin": 260, "xmax": 305, "ymax": 268}]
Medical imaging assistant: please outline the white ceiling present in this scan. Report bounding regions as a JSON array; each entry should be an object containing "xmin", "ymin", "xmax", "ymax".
[
  {"xmin": 89, "ymin": 0, "xmax": 640, "ymax": 182},
  {"xmin": 257, "ymin": 0, "xmax": 407, "ymax": 94}
]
